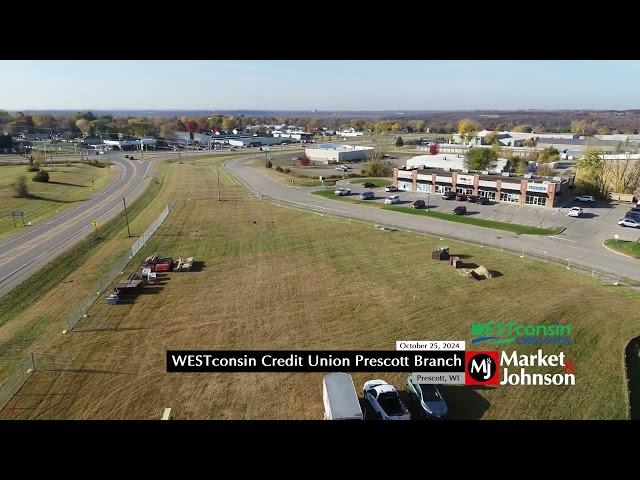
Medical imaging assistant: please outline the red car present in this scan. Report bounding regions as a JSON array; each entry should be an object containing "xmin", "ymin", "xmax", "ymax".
[{"xmin": 154, "ymin": 258, "xmax": 174, "ymax": 272}]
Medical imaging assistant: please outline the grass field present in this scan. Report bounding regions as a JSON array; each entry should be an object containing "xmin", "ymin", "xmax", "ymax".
[
  {"xmin": 0, "ymin": 163, "xmax": 114, "ymax": 238},
  {"xmin": 311, "ymin": 190, "xmax": 564, "ymax": 235},
  {"xmin": 349, "ymin": 178, "xmax": 392, "ymax": 187},
  {"xmin": 0, "ymin": 158, "xmax": 178, "ymax": 379},
  {"xmin": 2, "ymin": 155, "xmax": 640, "ymax": 420},
  {"xmin": 604, "ymin": 239, "xmax": 640, "ymax": 259}
]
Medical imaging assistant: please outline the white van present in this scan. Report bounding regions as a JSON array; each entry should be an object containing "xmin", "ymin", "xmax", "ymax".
[{"xmin": 323, "ymin": 373, "xmax": 363, "ymax": 420}]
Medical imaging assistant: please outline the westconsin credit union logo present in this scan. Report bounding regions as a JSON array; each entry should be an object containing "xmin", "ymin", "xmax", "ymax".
[{"xmin": 470, "ymin": 321, "xmax": 572, "ymax": 346}]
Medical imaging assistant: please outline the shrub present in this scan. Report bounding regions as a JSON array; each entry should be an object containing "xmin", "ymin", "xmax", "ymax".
[
  {"xmin": 275, "ymin": 166, "xmax": 283, "ymax": 172},
  {"xmin": 395, "ymin": 137, "xmax": 404, "ymax": 147},
  {"xmin": 26, "ymin": 165, "xmax": 40, "ymax": 172},
  {"xmin": 33, "ymin": 170, "xmax": 50, "ymax": 182},
  {"xmin": 298, "ymin": 154, "xmax": 311, "ymax": 166},
  {"xmin": 13, "ymin": 176, "xmax": 30, "ymax": 198},
  {"xmin": 283, "ymin": 168, "xmax": 291, "ymax": 173},
  {"xmin": 265, "ymin": 160, "xmax": 272, "ymax": 169}
]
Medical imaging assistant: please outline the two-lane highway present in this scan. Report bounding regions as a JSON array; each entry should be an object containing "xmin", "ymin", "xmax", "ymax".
[
  {"xmin": 0, "ymin": 154, "xmax": 158, "ymax": 296},
  {"xmin": 225, "ymin": 155, "xmax": 640, "ymax": 282}
]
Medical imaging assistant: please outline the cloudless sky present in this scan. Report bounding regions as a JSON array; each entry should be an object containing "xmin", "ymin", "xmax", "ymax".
[{"xmin": 1, "ymin": 60, "xmax": 640, "ymax": 111}]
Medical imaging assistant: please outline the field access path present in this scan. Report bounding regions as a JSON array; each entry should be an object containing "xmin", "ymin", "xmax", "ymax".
[
  {"xmin": 0, "ymin": 154, "xmax": 157, "ymax": 296},
  {"xmin": 225, "ymin": 155, "xmax": 640, "ymax": 282}
]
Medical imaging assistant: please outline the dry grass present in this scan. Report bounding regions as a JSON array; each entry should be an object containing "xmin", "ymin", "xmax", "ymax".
[
  {"xmin": 2, "ymin": 156, "xmax": 640, "ymax": 419},
  {"xmin": 0, "ymin": 163, "xmax": 114, "ymax": 238}
]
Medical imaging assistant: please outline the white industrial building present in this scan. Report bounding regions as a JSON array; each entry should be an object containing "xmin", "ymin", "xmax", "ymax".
[
  {"xmin": 305, "ymin": 143, "xmax": 373, "ymax": 164},
  {"xmin": 405, "ymin": 153, "xmax": 508, "ymax": 173},
  {"xmin": 337, "ymin": 128, "xmax": 364, "ymax": 137}
]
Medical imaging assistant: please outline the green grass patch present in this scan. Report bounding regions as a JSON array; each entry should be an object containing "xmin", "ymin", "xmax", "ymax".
[
  {"xmin": 0, "ymin": 163, "xmax": 114, "ymax": 238},
  {"xmin": 383, "ymin": 206, "xmax": 565, "ymax": 235},
  {"xmin": 348, "ymin": 178, "xmax": 392, "ymax": 187},
  {"xmin": 311, "ymin": 189, "xmax": 564, "ymax": 235},
  {"xmin": 604, "ymin": 239, "xmax": 640, "ymax": 259}
]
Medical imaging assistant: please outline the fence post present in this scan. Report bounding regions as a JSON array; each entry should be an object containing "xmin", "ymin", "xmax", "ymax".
[
  {"xmin": 31, "ymin": 352, "xmax": 35, "ymax": 372},
  {"xmin": 566, "ymin": 258, "xmax": 570, "ymax": 270}
]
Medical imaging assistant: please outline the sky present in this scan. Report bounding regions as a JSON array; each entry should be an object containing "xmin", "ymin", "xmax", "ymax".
[{"xmin": 1, "ymin": 60, "xmax": 640, "ymax": 111}]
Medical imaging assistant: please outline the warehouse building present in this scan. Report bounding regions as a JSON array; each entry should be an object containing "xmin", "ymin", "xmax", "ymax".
[
  {"xmin": 393, "ymin": 167, "xmax": 575, "ymax": 208},
  {"xmin": 305, "ymin": 143, "xmax": 374, "ymax": 164}
]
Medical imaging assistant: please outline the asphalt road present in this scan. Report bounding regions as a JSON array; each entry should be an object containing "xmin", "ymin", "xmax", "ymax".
[
  {"xmin": 0, "ymin": 153, "xmax": 158, "ymax": 296},
  {"xmin": 225, "ymin": 155, "xmax": 640, "ymax": 282}
]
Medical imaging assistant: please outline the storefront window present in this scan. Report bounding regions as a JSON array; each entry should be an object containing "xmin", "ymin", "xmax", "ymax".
[
  {"xmin": 456, "ymin": 186, "xmax": 473, "ymax": 195},
  {"xmin": 500, "ymin": 191, "xmax": 520, "ymax": 203},
  {"xmin": 525, "ymin": 195, "xmax": 547, "ymax": 206},
  {"xmin": 417, "ymin": 183, "xmax": 429, "ymax": 192},
  {"xmin": 478, "ymin": 189, "xmax": 496, "ymax": 200}
]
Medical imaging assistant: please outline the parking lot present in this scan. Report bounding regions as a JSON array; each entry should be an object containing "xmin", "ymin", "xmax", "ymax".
[{"xmin": 331, "ymin": 181, "xmax": 640, "ymax": 241}]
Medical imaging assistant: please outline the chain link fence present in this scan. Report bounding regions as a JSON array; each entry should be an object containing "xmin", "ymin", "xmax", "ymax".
[
  {"xmin": 0, "ymin": 356, "xmax": 34, "ymax": 412},
  {"xmin": 66, "ymin": 198, "xmax": 177, "ymax": 332},
  {"xmin": 0, "ymin": 200, "xmax": 177, "ymax": 413}
]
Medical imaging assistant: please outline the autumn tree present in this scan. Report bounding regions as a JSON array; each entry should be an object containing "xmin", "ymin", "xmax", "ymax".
[
  {"xmin": 576, "ymin": 148, "xmax": 605, "ymax": 196},
  {"xmin": 512, "ymin": 125, "xmax": 533, "ymax": 133},
  {"xmin": 537, "ymin": 147, "xmax": 560, "ymax": 164},
  {"xmin": 457, "ymin": 118, "xmax": 478, "ymax": 144},
  {"xmin": 429, "ymin": 143, "xmax": 439, "ymax": 155},
  {"xmin": 298, "ymin": 154, "xmax": 310, "ymax": 166},
  {"xmin": 464, "ymin": 148, "xmax": 498, "ymax": 171},
  {"xmin": 570, "ymin": 120, "xmax": 587, "ymax": 135}
]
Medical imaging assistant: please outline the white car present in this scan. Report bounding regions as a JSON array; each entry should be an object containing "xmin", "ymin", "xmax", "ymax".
[
  {"xmin": 334, "ymin": 188, "xmax": 351, "ymax": 196},
  {"xmin": 384, "ymin": 195, "xmax": 400, "ymax": 205},
  {"xmin": 567, "ymin": 207, "xmax": 584, "ymax": 217},
  {"xmin": 618, "ymin": 218, "xmax": 640, "ymax": 228},
  {"xmin": 363, "ymin": 380, "xmax": 411, "ymax": 421},
  {"xmin": 385, "ymin": 185, "xmax": 398, "ymax": 192},
  {"xmin": 575, "ymin": 195, "xmax": 595, "ymax": 203}
]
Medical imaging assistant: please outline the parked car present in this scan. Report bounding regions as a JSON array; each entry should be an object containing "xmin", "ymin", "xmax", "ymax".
[
  {"xmin": 412, "ymin": 199, "xmax": 426, "ymax": 209},
  {"xmin": 625, "ymin": 210, "xmax": 640, "ymax": 220},
  {"xmin": 567, "ymin": 207, "xmax": 584, "ymax": 217},
  {"xmin": 384, "ymin": 195, "xmax": 400, "ymax": 205},
  {"xmin": 575, "ymin": 195, "xmax": 595, "ymax": 203},
  {"xmin": 406, "ymin": 376, "xmax": 448, "ymax": 419},
  {"xmin": 362, "ymin": 182, "xmax": 376, "ymax": 188},
  {"xmin": 630, "ymin": 204, "xmax": 640, "ymax": 212},
  {"xmin": 476, "ymin": 196, "xmax": 490, "ymax": 205},
  {"xmin": 334, "ymin": 188, "xmax": 351, "ymax": 196},
  {"xmin": 385, "ymin": 185, "xmax": 398, "ymax": 192},
  {"xmin": 360, "ymin": 191, "xmax": 375, "ymax": 200},
  {"xmin": 466, "ymin": 195, "xmax": 479, "ymax": 203},
  {"xmin": 442, "ymin": 191, "xmax": 456, "ymax": 200},
  {"xmin": 363, "ymin": 380, "xmax": 411, "ymax": 420},
  {"xmin": 619, "ymin": 217, "xmax": 640, "ymax": 228},
  {"xmin": 455, "ymin": 193, "xmax": 467, "ymax": 201},
  {"xmin": 453, "ymin": 206, "xmax": 467, "ymax": 215}
]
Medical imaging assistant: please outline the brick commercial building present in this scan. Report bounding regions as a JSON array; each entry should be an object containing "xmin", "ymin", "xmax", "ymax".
[{"xmin": 393, "ymin": 167, "xmax": 575, "ymax": 208}]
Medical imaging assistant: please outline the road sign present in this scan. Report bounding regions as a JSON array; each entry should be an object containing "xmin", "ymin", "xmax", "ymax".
[
  {"xmin": 92, "ymin": 220, "xmax": 99, "ymax": 228},
  {"xmin": 10, "ymin": 211, "xmax": 24, "ymax": 217}
]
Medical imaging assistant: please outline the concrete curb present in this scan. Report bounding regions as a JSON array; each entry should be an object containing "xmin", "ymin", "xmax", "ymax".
[{"xmin": 602, "ymin": 239, "xmax": 639, "ymax": 260}]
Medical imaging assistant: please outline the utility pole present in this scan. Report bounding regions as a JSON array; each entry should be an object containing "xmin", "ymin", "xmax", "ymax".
[{"xmin": 123, "ymin": 197, "xmax": 131, "ymax": 238}]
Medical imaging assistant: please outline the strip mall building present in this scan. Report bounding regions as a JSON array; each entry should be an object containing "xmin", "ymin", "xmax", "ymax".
[{"xmin": 393, "ymin": 167, "xmax": 575, "ymax": 208}]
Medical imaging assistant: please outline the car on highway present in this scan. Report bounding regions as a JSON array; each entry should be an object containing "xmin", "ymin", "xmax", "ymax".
[
  {"xmin": 412, "ymin": 199, "xmax": 426, "ymax": 209},
  {"xmin": 442, "ymin": 191, "xmax": 456, "ymax": 200},
  {"xmin": 455, "ymin": 193, "xmax": 467, "ymax": 201},
  {"xmin": 619, "ymin": 217, "xmax": 640, "ymax": 228},
  {"xmin": 476, "ymin": 196, "xmax": 490, "ymax": 205},
  {"xmin": 363, "ymin": 380, "xmax": 411, "ymax": 421},
  {"xmin": 334, "ymin": 188, "xmax": 351, "ymax": 196},
  {"xmin": 384, "ymin": 195, "xmax": 400, "ymax": 205},
  {"xmin": 575, "ymin": 195, "xmax": 595, "ymax": 203},
  {"xmin": 567, "ymin": 207, "xmax": 584, "ymax": 217},
  {"xmin": 385, "ymin": 185, "xmax": 398, "ymax": 192},
  {"xmin": 406, "ymin": 376, "xmax": 448, "ymax": 419},
  {"xmin": 360, "ymin": 191, "xmax": 375, "ymax": 200},
  {"xmin": 453, "ymin": 206, "xmax": 467, "ymax": 215},
  {"xmin": 466, "ymin": 195, "xmax": 479, "ymax": 203}
]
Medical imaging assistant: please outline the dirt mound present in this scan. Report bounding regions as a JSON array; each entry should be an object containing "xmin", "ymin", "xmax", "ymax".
[
  {"xmin": 456, "ymin": 265, "xmax": 494, "ymax": 280},
  {"xmin": 473, "ymin": 265, "xmax": 493, "ymax": 278}
]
